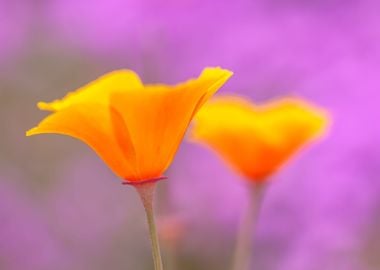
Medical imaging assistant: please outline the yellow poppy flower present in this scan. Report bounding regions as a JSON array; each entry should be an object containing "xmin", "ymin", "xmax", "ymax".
[
  {"xmin": 191, "ymin": 96, "xmax": 329, "ymax": 181},
  {"xmin": 27, "ymin": 67, "xmax": 233, "ymax": 183}
]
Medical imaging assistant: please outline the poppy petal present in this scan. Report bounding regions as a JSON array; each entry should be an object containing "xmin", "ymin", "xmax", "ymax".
[
  {"xmin": 110, "ymin": 67, "xmax": 233, "ymax": 180},
  {"xmin": 27, "ymin": 103, "xmax": 138, "ymax": 180},
  {"xmin": 38, "ymin": 70, "xmax": 143, "ymax": 112}
]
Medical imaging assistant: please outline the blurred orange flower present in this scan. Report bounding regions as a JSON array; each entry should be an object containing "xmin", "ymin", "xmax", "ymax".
[
  {"xmin": 191, "ymin": 96, "xmax": 329, "ymax": 181},
  {"xmin": 27, "ymin": 68, "xmax": 232, "ymax": 183},
  {"xmin": 157, "ymin": 216, "xmax": 186, "ymax": 249}
]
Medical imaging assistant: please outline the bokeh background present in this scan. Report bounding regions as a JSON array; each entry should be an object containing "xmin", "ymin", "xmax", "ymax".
[{"xmin": 1, "ymin": 0, "xmax": 380, "ymax": 269}]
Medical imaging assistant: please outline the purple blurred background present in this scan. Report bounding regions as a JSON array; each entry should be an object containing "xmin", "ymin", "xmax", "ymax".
[{"xmin": 1, "ymin": 0, "xmax": 380, "ymax": 269}]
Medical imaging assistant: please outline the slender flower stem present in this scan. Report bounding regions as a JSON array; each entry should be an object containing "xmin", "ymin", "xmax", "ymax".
[
  {"xmin": 134, "ymin": 182, "xmax": 164, "ymax": 270},
  {"xmin": 232, "ymin": 182, "xmax": 266, "ymax": 270}
]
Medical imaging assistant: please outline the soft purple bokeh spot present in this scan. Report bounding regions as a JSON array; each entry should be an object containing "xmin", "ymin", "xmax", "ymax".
[
  {"xmin": 0, "ymin": 0, "xmax": 32, "ymax": 65},
  {"xmin": 0, "ymin": 176, "xmax": 71, "ymax": 270},
  {"xmin": 43, "ymin": 155, "xmax": 140, "ymax": 268}
]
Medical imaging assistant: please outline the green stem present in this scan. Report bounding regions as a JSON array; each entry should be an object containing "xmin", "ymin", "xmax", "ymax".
[
  {"xmin": 135, "ymin": 182, "xmax": 164, "ymax": 270},
  {"xmin": 231, "ymin": 183, "xmax": 266, "ymax": 270}
]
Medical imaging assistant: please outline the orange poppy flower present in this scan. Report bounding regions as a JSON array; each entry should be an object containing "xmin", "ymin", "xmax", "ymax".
[
  {"xmin": 27, "ymin": 67, "xmax": 233, "ymax": 183},
  {"xmin": 191, "ymin": 96, "xmax": 329, "ymax": 181}
]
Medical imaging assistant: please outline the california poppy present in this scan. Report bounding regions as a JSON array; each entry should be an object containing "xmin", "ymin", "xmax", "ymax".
[
  {"xmin": 27, "ymin": 67, "xmax": 232, "ymax": 270},
  {"xmin": 191, "ymin": 96, "xmax": 329, "ymax": 181},
  {"xmin": 27, "ymin": 67, "xmax": 232, "ymax": 183},
  {"xmin": 191, "ymin": 95, "xmax": 329, "ymax": 270}
]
